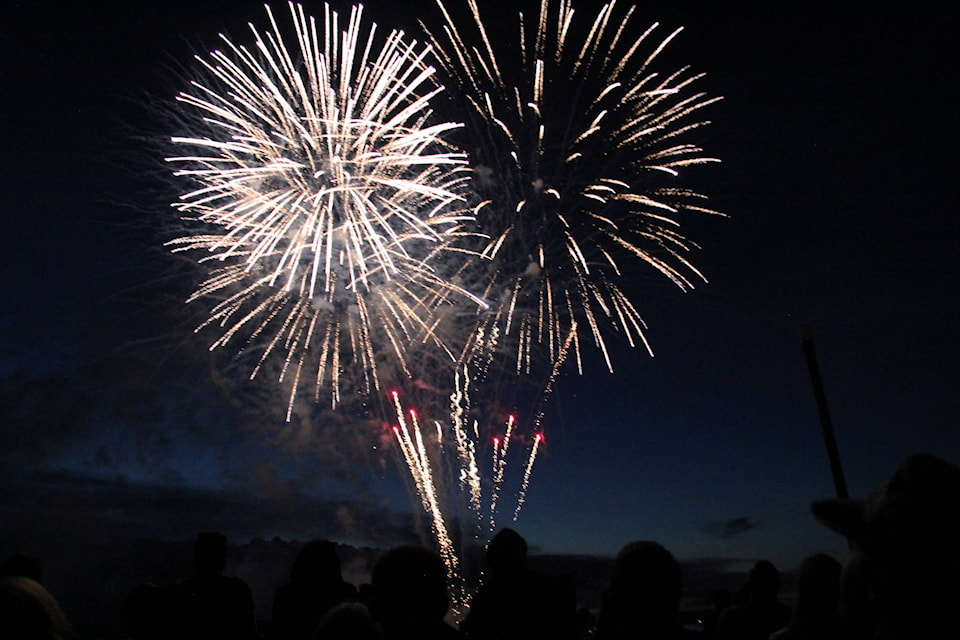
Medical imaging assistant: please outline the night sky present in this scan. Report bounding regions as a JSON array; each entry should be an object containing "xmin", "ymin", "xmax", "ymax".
[{"xmin": 2, "ymin": 0, "xmax": 959, "ymax": 635}]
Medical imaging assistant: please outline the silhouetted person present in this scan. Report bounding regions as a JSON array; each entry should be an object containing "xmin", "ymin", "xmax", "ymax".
[
  {"xmin": 770, "ymin": 553, "xmax": 841, "ymax": 640},
  {"xmin": 313, "ymin": 602, "xmax": 382, "ymax": 640},
  {"xmin": 811, "ymin": 453, "xmax": 960, "ymax": 639},
  {"xmin": 0, "ymin": 576, "xmax": 72, "ymax": 640},
  {"xmin": 717, "ymin": 560, "xmax": 789, "ymax": 640},
  {"xmin": 175, "ymin": 531, "xmax": 257, "ymax": 640},
  {"xmin": 272, "ymin": 540, "xmax": 357, "ymax": 640},
  {"xmin": 596, "ymin": 540, "xmax": 694, "ymax": 640},
  {"xmin": 369, "ymin": 545, "xmax": 457, "ymax": 640},
  {"xmin": 461, "ymin": 528, "xmax": 577, "ymax": 640},
  {"xmin": 0, "ymin": 553, "xmax": 43, "ymax": 583}
]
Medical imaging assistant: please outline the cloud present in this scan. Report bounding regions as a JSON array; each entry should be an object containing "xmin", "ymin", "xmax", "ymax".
[
  {"xmin": 700, "ymin": 516, "xmax": 761, "ymax": 539},
  {"xmin": 0, "ymin": 469, "xmax": 418, "ymax": 553}
]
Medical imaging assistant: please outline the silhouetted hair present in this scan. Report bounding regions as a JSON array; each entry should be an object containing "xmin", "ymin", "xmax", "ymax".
[
  {"xmin": 291, "ymin": 540, "xmax": 343, "ymax": 587},
  {"xmin": 0, "ymin": 576, "xmax": 72, "ymax": 640},
  {"xmin": 748, "ymin": 560, "xmax": 781, "ymax": 601},
  {"xmin": 193, "ymin": 531, "xmax": 227, "ymax": 575},
  {"xmin": 608, "ymin": 541, "xmax": 682, "ymax": 606},
  {"xmin": 794, "ymin": 553, "xmax": 840, "ymax": 622},
  {"xmin": 486, "ymin": 528, "xmax": 527, "ymax": 575},
  {"xmin": 273, "ymin": 539, "xmax": 357, "ymax": 640},
  {"xmin": 598, "ymin": 540, "xmax": 682, "ymax": 639}
]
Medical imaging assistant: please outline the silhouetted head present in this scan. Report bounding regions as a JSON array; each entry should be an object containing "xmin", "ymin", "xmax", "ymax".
[
  {"xmin": 485, "ymin": 528, "xmax": 527, "ymax": 576},
  {"xmin": 793, "ymin": 553, "xmax": 840, "ymax": 623},
  {"xmin": 371, "ymin": 546, "xmax": 448, "ymax": 635},
  {"xmin": 599, "ymin": 540, "xmax": 682, "ymax": 639},
  {"xmin": 811, "ymin": 453, "xmax": 960, "ymax": 637},
  {"xmin": 292, "ymin": 540, "xmax": 342, "ymax": 587},
  {"xmin": 0, "ymin": 576, "xmax": 72, "ymax": 640},
  {"xmin": 747, "ymin": 560, "xmax": 780, "ymax": 602},
  {"xmin": 193, "ymin": 531, "xmax": 228, "ymax": 576}
]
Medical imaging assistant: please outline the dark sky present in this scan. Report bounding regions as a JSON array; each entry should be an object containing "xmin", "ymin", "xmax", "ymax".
[{"xmin": 2, "ymin": 0, "xmax": 959, "ymax": 630}]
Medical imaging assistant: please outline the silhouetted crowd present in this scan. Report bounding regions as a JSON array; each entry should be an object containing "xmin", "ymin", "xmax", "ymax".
[{"xmin": 2, "ymin": 453, "xmax": 958, "ymax": 640}]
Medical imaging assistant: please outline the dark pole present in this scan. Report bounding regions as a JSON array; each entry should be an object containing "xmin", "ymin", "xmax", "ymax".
[{"xmin": 800, "ymin": 325, "xmax": 849, "ymax": 499}]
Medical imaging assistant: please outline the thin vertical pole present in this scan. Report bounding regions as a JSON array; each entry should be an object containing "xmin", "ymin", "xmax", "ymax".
[{"xmin": 800, "ymin": 325, "xmax": 849, "ymax": 499}]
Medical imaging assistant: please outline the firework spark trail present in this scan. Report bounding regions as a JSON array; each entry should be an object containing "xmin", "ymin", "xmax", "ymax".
[
  {"xmin": 489, "ymin": 435, "xmax": 502, "ymax": 529},
  {"xmin": 514, "ymin": 432, "xmax": 542, "ymax": 520},
  {"xmin": 389, "ymin": 392, "xmax": 462, "ymax": 600},
  {"xmin": 532, "ymin": 320, "xmax": 578, "ymax": 430},
  {"xmin": 450, "ymin": 366, "xmax": 482, "ymax": 511},
  {"xmin": 423, "ymin": 0, "xmax": 723, "ymax": 379},
  {"xmin": 488, "ymin": 414, "xmax": 515, "ymax": 531},
  {"xmin": 389, "ymin": 387, "xmax": 542, "ymax": 607},
  {"xmin": 167, "ymin": 2, "xmax": 484, "ymax": 412}
]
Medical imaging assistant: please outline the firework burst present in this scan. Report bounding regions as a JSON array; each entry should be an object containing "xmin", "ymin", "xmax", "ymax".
[
  {"xmin": 166, "ymin": 2, "xmax": 483, "ymax": 415},
  {"xmin": 423, "ymin": 0, "xmax": 723, "ymax": 377},
  {"xmin": 159, "ymin": 0, "xmax": 724, "ymax": 606}
]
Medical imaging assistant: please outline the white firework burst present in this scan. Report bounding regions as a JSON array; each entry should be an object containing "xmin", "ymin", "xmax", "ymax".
[
  {"xmin": 422, "ymin": 0, "xmax": 724, "ymax": 377},
  {"xmin": 166, "ymin": 2, "xmax": 483, "ymax": 415}
]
